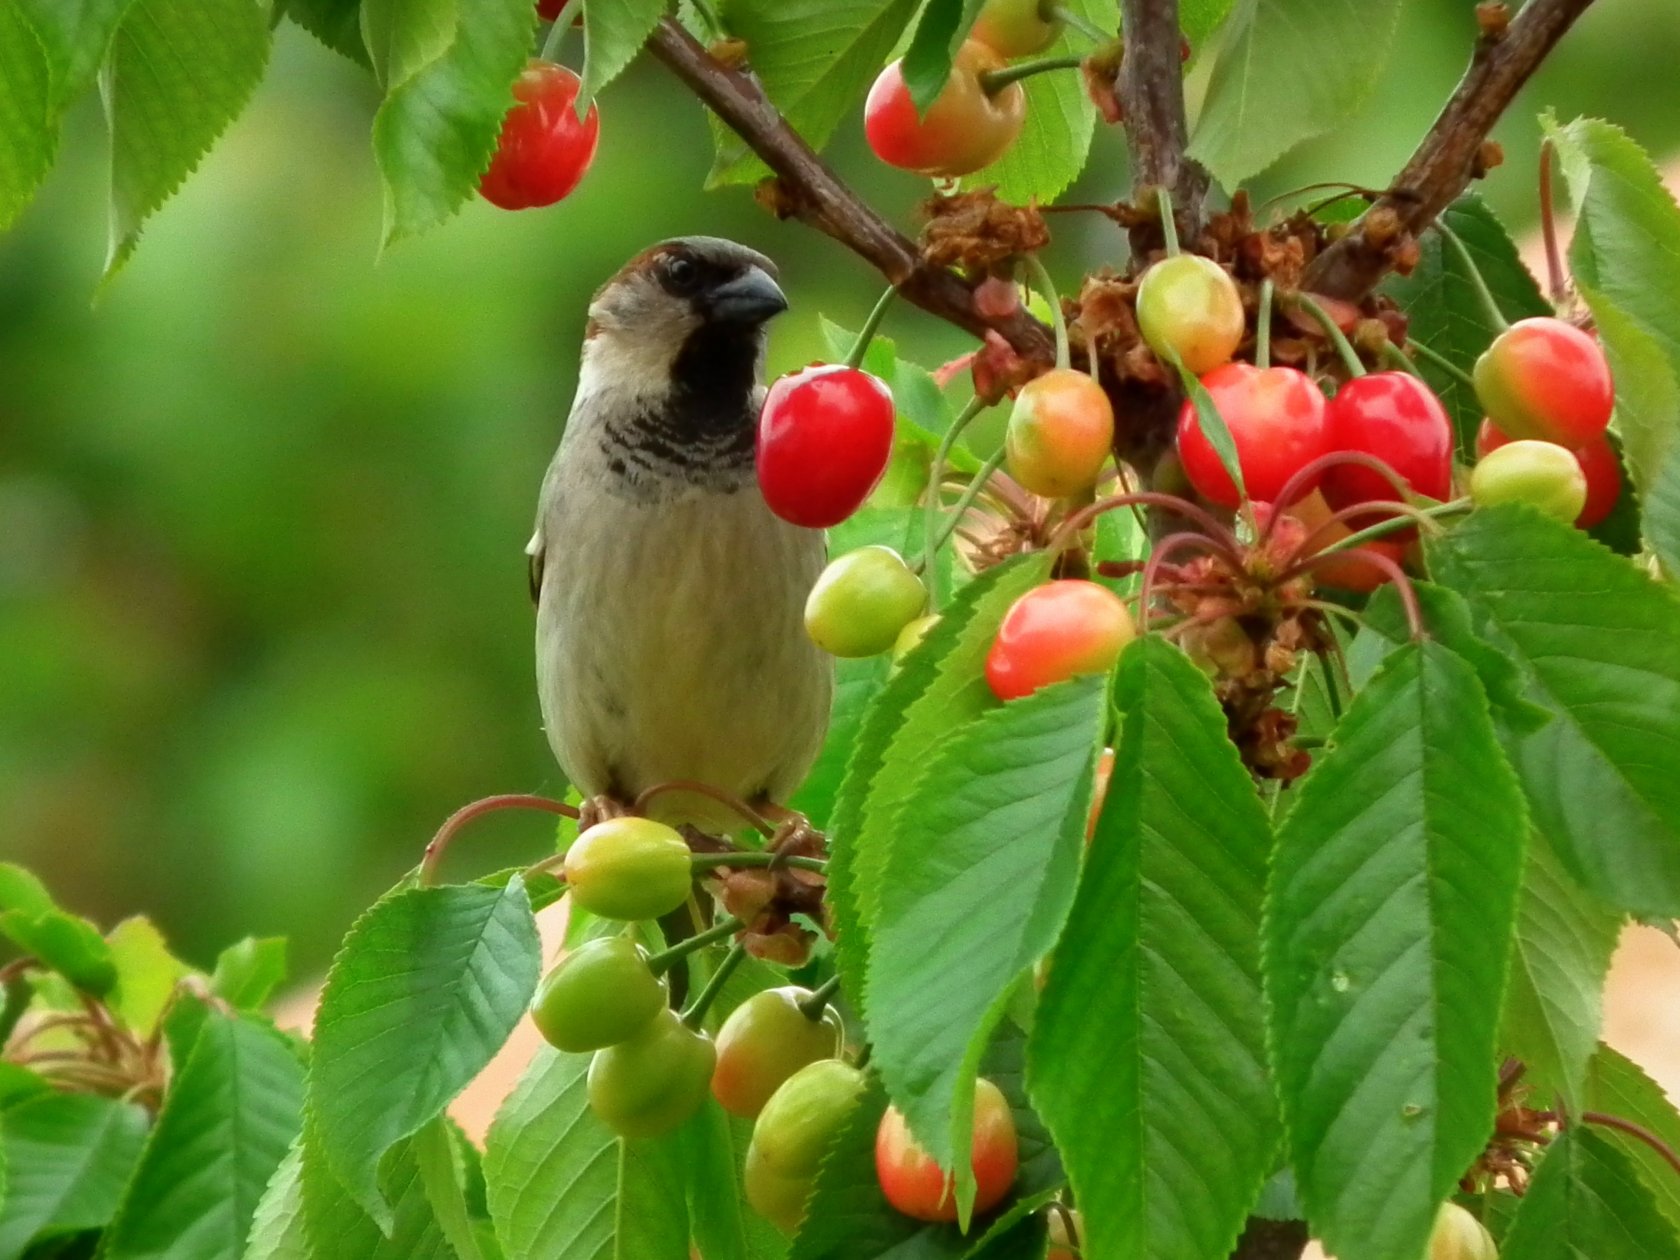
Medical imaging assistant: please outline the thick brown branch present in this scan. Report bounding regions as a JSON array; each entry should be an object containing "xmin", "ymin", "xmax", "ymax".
[
  {"xmin": 646, "ymin": 18, "xmax": 1054, "ymax": 362},
  {"xmin": 1305, "ymin": 0, "xmax": 1598, "ymax": 299},
  {"xmin": 1119, "ymin": 0, "xmax": 1208, "ymax": 249}
]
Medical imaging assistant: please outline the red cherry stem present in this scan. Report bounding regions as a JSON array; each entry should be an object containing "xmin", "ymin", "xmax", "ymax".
[
  {"xmin": 845, "ymin": 285, "xmax": 899, "ymax": 370},
  {"xmin": 1295, "ymin": 548, "xmax": 1426, "ymax": 642},
  {"xmin": 1255, "ymin": 278, "xmax": 1274, "ymax": 370},
  {"xmin": 1023, "ymin": 253, "xmax": 1070, "ymax": 370},
  {"xmin": 420, "ymin": 793, "xmax": 580, "ymax": 887},
  {"xmin": 689, "ymin": 851, "xmax": 828, "ymax": 874},
  {"xmin": 1400, "ymin": 337, "xmax": 1477, "ymax": 391},
  {"xmin": 1289, "ymin": 292, "xmax": 1365, "ymax": 378},
  {"xmin": 1539, "ymin": 139, "xmax": 1569, "ymax": 307},
  {"xmin": 1155, "ymin": 186, "xmax": 1180, "ymax": 257},
  {"xmin": 923, "ymin": 395, "xmax": 991, "ymax": 610},
  {"xmin": 681, "ymin": 942, "xmax": 747, "ymax": 1030},
  {"xmin": 1263, "ymin": 450, "xmax": 1415, "ymax": 544},
  {"xmin": 978, "ymin": 54, "xmax": 1087, "ymax": 96},
  {"xmin": 539, "ymin": 0, "xmax": 582, "ymax": 61},
  {"xmin": 797, "ymin": 974, "xmax": 843, "ymax": 1022},
  {"xmin": 632, "ymin": 779, "xmax": 778, "ymax": 838},
  {"xmin": 1137, "ymin": 532, "xmax": 1222, "ymax": 632},
  {"xmin": 649, "ymin": 916, "xmax": 744, "ymax": 976},
  {"xmin": 1433, "ymin": 218, "xmax": 1510, "ymax": 333},
  {"xmin": 1046, "ymin": 491, "xmax": 1243, "ymax": 562},
  {"xmin": 1578, "ymin": 1111, "xmax": 1680, "ymax": 1183}
]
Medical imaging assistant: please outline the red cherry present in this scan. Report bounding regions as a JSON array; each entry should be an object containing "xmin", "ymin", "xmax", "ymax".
[
  {"xmin": 757, "ymin": 365, "xmax": 896, "ymax": 528},
  {"xmin": 535, "ymin": 0, "xmax": 583, "ymax": 20},
  {"xmin": 1176, "ymin": 363, "xmax": 1328, "ymax": 508},
  {"xmin": 986, "ymin": 581, "xmax": 1135, "ymax": 701},
  {"xmin": 1321, "ymin": 372, "xmax": 1453, "ymax": 512},
  {"xmin": 1472, "ymin": 317, "xmax": 1613, "ymax": 446},
  {"xmin": 1288, "ymin": 489, "xmax": 1406, "ymax": 593},
  {"xmin": 875, "ymin": 1078, "xmax": 1018, "ymax": 1223},
  {"xmin": 1475, "ymin": 420, "xmax": 1621, "ymax": 530},
  {"xmin": 479, "ymin": 61, "xmax": 600, "ymax": 210},
  {"xmin": 864, "ymin": 41, "xmax": 1026, "ymax": 178}
]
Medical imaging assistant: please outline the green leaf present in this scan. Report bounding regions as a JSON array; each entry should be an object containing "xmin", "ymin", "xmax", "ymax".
[
  {"xmin": 960, "ymin": 0, "xmax": 1107, "ymax": 204},
  {"xmin": 1168, "ymin": 349, "xmax": 1246, "ymax": 499},
  {"xmin": 297, "ymin": 1118, "xmax": 458, "ymax": 1259},
  {"xmin": 868, "ymin": 675, "xmax": 1105, "ymax": 1209},
  {"xmin": 102, "ymin": 0, "xmax": 271, "ymax": 280},
  {"xmin": 0, "ymin": 909, "xmax": 117, "ymax": 996},
  {"xmin": 309, "ymin": 878, "xmax": 540, "ymax": 1226},
  {"xmin": 1429, "ymin": 505, "xmax": 1680, "ymax": 917},
  {"xmin": 0, "ymin": 865, "xmax": 56, "ymax": 917},
  {"xmin": 1188, "ymin": 0, "xmax": 1403, "ymax": 189},
  {"xmin": 1181, "ymin": 0, "xmax": 1236, "ymax": 48},
  {"xmin": 1031, "ymin": 637, "xmax": 1277, "ymax": 1260},
  {"xmin": 483, "ymin": 1046, "xmax": 690, "ymax": 1260},
  {"xmin": 371, "ymin": 0, "xmax": 536, "ymax": 245},
  {"xmin": 280, "ymin": 0, "xmax": 369, "ymax": 64},
  {"xmin": 104, "ymin": 1013, "xmax": 305, "ymax": 1260},
  {"xmin": 0, "ymin": 1093, "xmax": 149, "ymax": 1255},
  {"xmin": 1585, "ymin": 1045, "xmax": 1680, "ymax": 1234},
  {"xmin": 106, "ymin": 915, "xmax": 188, "ymax": 1037},
  {"xmin": 582, "ymin": 0, "xmax": 665, "ymax": 108},
  {"xmin": 361, "ymin": 0, "xmax": 456, "ymax": 89},
  {"xmin": 1500, "ymin": 830, "xmax": 1622, "ymax": 1113},
  {"xmin": 827, "ymin": 555, "xmax": 1049, "ymax": 1014},
  {"xmin": 900, "ymin": 0, "xmax": 982, "ymax": 114},
  {"xmin": 16, "ymin": 0, "xmax": 142, "ymax": 106},
  {"xmin": 212, "ymin": 937, "xmax": 291, "ymax": 1011},
  {"xmin": 1265, "ymin": 640, "xmax": 1527, "ymax": 1260},
  {"xmin": 1586, "ymin": 305, "xmax": 1680, "ymax": 573},
  {"xmin": 0, "ymin": 10, "xmax": 54, "ymax": 232},
  {"xmin": 244, "ymin": 1142, "xmax": 309, "ymax": 1260},
  {"xmin": 710, "ymin": 0, "xmax": 919, "ymax": 187},
  {"xmin": 678, "ymin": 1107, "xmax": 787, "ymax": 1260},
  {"xmin": 1502, "ymin": 1128, "xmax": 1680, "ymax": 1260},
  {"xmin": 414, "ymin": 1116, "xmax": 483, "ymax": 1260},
  {"xmin": 1381, "ymin": 195, "xmax": 1552, "ymax": 453}
]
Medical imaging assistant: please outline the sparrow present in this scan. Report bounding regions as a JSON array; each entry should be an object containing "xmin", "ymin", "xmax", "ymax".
[{"xmin": 528, "ymin": 237, "xmax": 833, "ymax": 837}]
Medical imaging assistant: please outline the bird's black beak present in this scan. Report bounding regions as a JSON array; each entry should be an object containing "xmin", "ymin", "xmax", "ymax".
[{"xmin": 707, "ymin": 266, "xmax": 788, "ymax": 325}]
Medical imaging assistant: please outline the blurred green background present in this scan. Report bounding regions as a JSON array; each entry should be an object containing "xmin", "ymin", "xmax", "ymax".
[{"xmin": 3, "ymin": 0, "xmax": 1676, "ymax": 980}]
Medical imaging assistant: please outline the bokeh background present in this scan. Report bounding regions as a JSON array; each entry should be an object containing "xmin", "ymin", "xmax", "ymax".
[{"xmin": 3, "ymin": 0, "xmax": 1678, "ymax": 979}]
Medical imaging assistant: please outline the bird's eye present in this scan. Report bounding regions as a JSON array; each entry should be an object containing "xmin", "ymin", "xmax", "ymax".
[{"xmin": 666, "ymin": 256, "xmax": 699, "ymax": 290}]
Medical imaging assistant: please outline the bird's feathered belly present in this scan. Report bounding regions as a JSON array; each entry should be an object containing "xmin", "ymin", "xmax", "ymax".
[{"xmin": 536, "ymin": 476, "xmax": 832, "ymax": 829}]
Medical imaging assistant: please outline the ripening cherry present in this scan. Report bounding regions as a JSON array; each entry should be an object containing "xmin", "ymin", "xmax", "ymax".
[
  {"xmin": 875, "ymin": 1077, "xmax": 1019, "ymax": 1223},
  {"xmin": 1321, "ymin": 372, "xmax": 1454, "ymax": 510},
  {"xmin": 712, "ymin": 987, "xmax": 845, "ymax": 1118},
  {"xmin": 893, "ymin": 614, "xmax": 941, "ymax": 662},
  {"xmin": 969, "ymin": 0, "xmax": 1063, "ymax": 57},
  {"xmin": 1177, "ymin": 363, "xmax": 1328, "ymax": 508},
  {"xmin": 1472, "ymin": 317, "xmax": 1613, "ymax": 446},
  {"xmin": 1470, "ymin": 439, "xmax": 1588, "ymax": 523},
  {"xmin": 587, "ymin": 1008, "xmax": 716, "ymax": 1139},
  {"xmin": 1005, "ymin": 368, "xmax": 1116, "ymax": 498},
  {"xmin": 745, "ymin": 1059, "xmax": 868, "ymax": 1233},
  {"xmin": 1135, "ymin": 254, "xmax": 1246, "ymax": 376},
  {"xmin": 1476, "ymin": 419, "xmax": 1621, "ymax": 529},
  {"xmin": 1429, "ymin": 1202, "xmax": 1498, "ymax": 1260},
  {"xmin": 864, "ymin": 41, "xmax": 1026, "ymax": 178},
  {"xmin": 479, "ymin": 61, "xmax": 600, "ymax": 210},
  {"xmin": 1287, "ymin": 489, "xmax": 1406, "ymax": 593},
  {"xmin": 530, "ymin": 936, "xmax": 667, "ymax": 1053},
  {"xmin": 987, "ymin": 581, "xmax": 1135, "ymax": 701},
  {"xmin": 758, "ymin": 365, "xmax": 896, "ymax": 528},
  {"xmin": 804, "ymin": 547, "xmax": 928, "ymax": 658},
  {"xmin": 563, "ymin": 817, "xmax": 693, "ymax": 921}
]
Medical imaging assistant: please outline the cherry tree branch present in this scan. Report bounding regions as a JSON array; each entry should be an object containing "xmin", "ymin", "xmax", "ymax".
[
  {"xmin": 1304, "ymin": 0, "xmax": 1599, "ymax": 299},
  {"xmin": 646, "ymin": 18, "xmax": 1055, "ymax": 361},
  {"xmin": 1118, "ymin": 0, "xmax": 1208, "ymax": 246}
]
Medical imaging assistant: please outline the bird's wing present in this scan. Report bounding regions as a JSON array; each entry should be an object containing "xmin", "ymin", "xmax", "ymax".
[{"xmin": 526, "ymin": 452, "xmax": 566, "ymax": 608}]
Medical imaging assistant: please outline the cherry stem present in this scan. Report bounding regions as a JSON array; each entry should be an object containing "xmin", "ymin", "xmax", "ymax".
[
  {"xmin": 924, "ymin": 396, "xmax": 990, "ymax": 611},
  {"xmin": 1290, "ymin": 292, "xmax": 1365, "ymax": 378},
  {"xmin": 1433, "ymin": 218, "xmax": 1510, "ymax": 333},
  {"xmin": 681, "ymin": 942, "xmax": 747, "ymax": 1029},
  {"xmin": 539, "ymin": 0, "xmax": 581, "ymax": 62},
  {"xmin": 1049, "ymin": 2, "xmax": 1112, "ymax": 41},
  {"xmin": 1295, "ymin": 548, "xmax": 1426, "ymax": 641},
  {"xmin": 1265, "ymin": 451, "xmax": 1417, "ymax": 536},
  {"xmin": 421, "ymin": 794, "xmax": 579, "ymax": 887},
  {"xmin": 931, "ymin": 446, "xmax": 1009, "ymax": 557},
  {"xmin": 687, "ymin": 0, "xmax": 724, "ymax": 39},
  {"xmin": 845, "ymin": 286, "xmax": 898, "ymax": 370},
  {"xmin": 1024, "ymin": 253, "xmax": 1070, "ymax": 370},
  {"xmin": 1287, "ymin": 498, "xmax": 1446, "ymax": 563},
  {"xmin": 979, "ymin": 54, "xmax": 1086, "ymax": 96},
  {"xmin": 1155, "ymin": 186, "xmax": 1180, "ymax": 257},
  {"xmin": 798, "ymin": 974, "xmax": 843, "ymax": 1022},
  {"xmin": 1046, "ymin": 491, "xmax": 1240, "ymax": 560},
  {"xmin": 1402, "ymin": 336, "xmax": 1477, "ymax": 390},
  {"xmin": 1539, "ymin": 139, "xmax": 1569, "ymax": 306},
  {"xmin": 1137, "ymin": 532, "xmax": 1220, "ymax": 631},
  {"xmin": 1256, "ymin": 278, "xmax": 1274, "ymax": 370},
  {"xmin": 689, "ymin": 851, "xmax": 828, "ymax": 874},
  {"xmin": 1581, "ymin": 1111, "xmax": 1680, "ymax": 1182},
  {"xmin": 631, "ymin": 780, "xmax": 777, "ymax": 838},
  {"xmin": 650, "ymin": 916, "xmax": 744, "ymax": 976},
  {"xmin": 1379, "ymin": 341, "xmax": 1425, "ymax": 379},
  {"xmin": 1313, "ymin": 497, "xmax": 1471, "ymax": 559}
]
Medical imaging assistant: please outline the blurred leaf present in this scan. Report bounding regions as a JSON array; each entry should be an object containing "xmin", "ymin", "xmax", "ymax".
[
  {"xmin": 582, "ymin": 0, "xmax": 665, "ymax": 108},
  {"xmin": 0, "ymin": 8, "xmax": 54, "ymax": 232},
  {"xmin": 309, "ymin": 878, "xmax": 540, "ymax": 1226},
  {"xmin": 1382, "ymin": 195, "xmax": 1551, "ymax": 453},
  {"xmin": 1501, "ymin": 1128, "xmax": 1680, "ymax": 1260},
  {"xmin": 211, "ymin": 936, "xmax": 290, "ymax": 1011},
  {"xmin": 868, "ymin": 675, "xmax": 1104, "ymax": 1212},
  {"xmin": 1429, "ymin": 506, "xmax": 1680, "ymax": 918},
  {"xmin": 1266, "ymin": 640, "xmax": 1526, "ymax": 1260},
  {"xmin": 710, "ymin": 0, "xmax": 919, "ymax": 186},
  {"xmin": 1501, "ymin": 831, "xmax": 1622, "ymax": 1114},
  {"xmin": 961, "ymin": 0, "xmax": 1108, "ymax": 204},
  {"xmin": 827, "ymin": 555, "xmax": 1048, "ymax": 1015},
  {"xmin": 361, "ymin": 0, "xmax": 455, "ymax": 88},
  {"xmin": 1189, "ymin": 0, "xmax": 1402, "ymax": 189},
  {"xmin": 0, "ymin": 1063, "xmax": 51, "ymax": 1110},
  {"xmin": 1181, "ymin": 0, "xmax": 1235, "ymax": 48},
  {"xmin": 483, "ymin": 1046, "xmax": 690, "ymax": 1260},
  {"xmin": 104, "ymin": 1013, "xmax": 304, "ymax": 1260},
  {"xmin": 371, "ymin": 0, "xmax": 536, "ymax": 246},
  {"xmin": 901, "ymin": 0, "xmax": 982, "ymax": 113},
  {"xmin": 244, "ymin": 1142, "xmax": 308, "ymax": 1260},
  {"xmin": 280, "ymin": 0, "xmax": 369, "ymax": 64},
  {"xmin": 102, "ymin": 0, "xmax": 272, "ymax": 280},
  {"xmin": 1586, "ymin": 1045, "xmax": 1680, "ymax": 1234},
  {"xmin": 1032, "ymin": 637, "xmax": 1276, "ymax": 1260},
  {"xmin": 0, "ymin": 865, "xmax": 56, "ymax": 918},
  {"xmin": 16, "ymin": 0, "xmax": 141, "ymax": 106},
  {"xmin": 106, "ymin": 915, "xmax": 187, "ymax": 1037},
  {"xmin": 0, "ymin": 1093, "xmax": 149, "ymax": 1255},
  {"xmin": 0, "ymin": 909, "xmax": 117, "ymax": 996}
]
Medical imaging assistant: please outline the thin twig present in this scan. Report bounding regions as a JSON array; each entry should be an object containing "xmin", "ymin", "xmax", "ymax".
[
  {"xmin": 1582, "ymin": 1111, "xmax": 1680, "ymax": 1182},
  {"xmin": 420, "ymin": 794, "xmax": 578, "ymax": 887}
]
